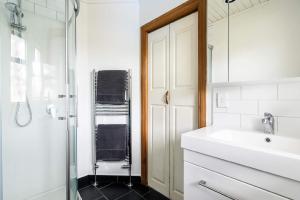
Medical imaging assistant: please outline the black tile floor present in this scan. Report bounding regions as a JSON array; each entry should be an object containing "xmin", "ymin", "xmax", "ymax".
[{"xmin": 79, "ymin": 182, "xmax": 169, "ymax": 200}]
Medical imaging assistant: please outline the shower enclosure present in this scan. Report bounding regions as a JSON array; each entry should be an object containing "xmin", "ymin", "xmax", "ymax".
[{"xmin": 0, "ymin": 0, "xmax": 79, "ymax": 199}]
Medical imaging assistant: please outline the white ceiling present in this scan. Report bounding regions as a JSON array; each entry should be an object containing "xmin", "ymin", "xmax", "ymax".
[{"xmin": 208, "ymin": 0, "xmax": 271, "ymax": 25}]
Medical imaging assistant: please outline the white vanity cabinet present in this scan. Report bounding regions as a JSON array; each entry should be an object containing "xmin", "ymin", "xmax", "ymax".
[
  {"xmin": 184, "ymin": 161, "xmax": 288, "ymax": 200},
  {"xmin": 181, "ymin": 127, "xmax": 300, "ymax": 200}
]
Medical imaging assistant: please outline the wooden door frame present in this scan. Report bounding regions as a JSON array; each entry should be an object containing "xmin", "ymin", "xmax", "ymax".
[{"xmin": 140, "ymin": 0, "xmax": 207, "ymax": 185}]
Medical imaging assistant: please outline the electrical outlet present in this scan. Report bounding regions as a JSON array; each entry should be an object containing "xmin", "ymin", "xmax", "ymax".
[{"xmin": 216, "ymin": 92, "xmax": 228, "ymax": 108}]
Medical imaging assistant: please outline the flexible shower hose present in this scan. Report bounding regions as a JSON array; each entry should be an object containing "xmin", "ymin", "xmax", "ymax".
[{"xmin": 15, "ymin": 95, "xmax": 32, "ymax": 127}]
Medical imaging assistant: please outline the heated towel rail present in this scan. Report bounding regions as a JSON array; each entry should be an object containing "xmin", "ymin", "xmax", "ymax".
[{"xmin": 91, "ymin": 69, "xmax": 132, "ymax": 187}]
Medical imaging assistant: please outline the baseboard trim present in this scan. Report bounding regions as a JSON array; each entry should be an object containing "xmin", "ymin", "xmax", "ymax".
[{"xmin": 78, "ymin": 175, "xmax": 141, "ymax": 190}]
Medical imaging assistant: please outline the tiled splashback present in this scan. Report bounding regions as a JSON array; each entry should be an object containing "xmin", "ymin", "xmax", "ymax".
[
  {"xmin": 212, "ymin": 82, "xmax": 300, "ymax": 139},
  {"xmin": 1, "ymin": 0, "xmax": 65, "ymax": 21}
]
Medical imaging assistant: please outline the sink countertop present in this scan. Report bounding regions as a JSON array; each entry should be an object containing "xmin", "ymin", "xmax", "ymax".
[{"xmin": 181, "ymin": 127, "xmax": 300, "ymax": 182}]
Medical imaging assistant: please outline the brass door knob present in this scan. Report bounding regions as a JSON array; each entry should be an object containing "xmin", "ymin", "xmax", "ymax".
[{"xmin": 164, "ymin": 91, "xmax": 169, "ymax": 105}]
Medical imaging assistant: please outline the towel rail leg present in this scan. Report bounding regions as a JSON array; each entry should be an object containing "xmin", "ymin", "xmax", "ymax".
[
  {"xmin": 127, "ymin": 75, "xmax": 133, "ymax": 188},
  {"xmin": 128, "ymin": 165, "xmax": 132, "ymax": 187},
  {"xmin": 93, "ymin": 163, "xmax": 99, "ymax": 187}
]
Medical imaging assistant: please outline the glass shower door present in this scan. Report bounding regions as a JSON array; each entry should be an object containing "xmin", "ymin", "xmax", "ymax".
[
  {"xmin": 67, "ymin": 0, "xmax": 78, "ymax": 199},
  {"xmin": 0, "ymin": 0, "xmax": 77, "ymax": 199}
]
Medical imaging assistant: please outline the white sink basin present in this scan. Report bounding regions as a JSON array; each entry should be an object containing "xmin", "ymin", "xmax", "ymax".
[{"xmin": 181, "ymin": 127, "xmax": 300, "ymax": 182}]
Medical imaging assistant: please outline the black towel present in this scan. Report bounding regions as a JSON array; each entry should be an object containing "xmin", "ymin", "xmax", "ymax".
[
  {"xmin": 96, "ymin": 124, "xmax": 128, "ymax": 161},
  {"xmin": 96, "ymin": 70, "xmax": 128, "ymax": 104}
]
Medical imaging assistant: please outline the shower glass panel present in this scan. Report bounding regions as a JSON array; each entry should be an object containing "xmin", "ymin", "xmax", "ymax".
[
  {"xmin": 0, "ymin": 0, "xmax": 77, "ymax": 199},
  {"xmin": 67, "ymin": 0, "xmax": 78, "ymax": 199}
]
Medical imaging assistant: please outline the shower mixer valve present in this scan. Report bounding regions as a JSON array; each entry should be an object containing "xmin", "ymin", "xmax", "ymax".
[{"xmin": 46, "ymin": 104, "xmax": 57, "ymax": 119}]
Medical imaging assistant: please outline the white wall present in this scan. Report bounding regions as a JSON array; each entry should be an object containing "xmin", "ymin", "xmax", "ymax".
[
  {"xmin": 76, "ymin": 1, "xmax": 140, "ymax": 178},
  {"xmin": 76, "ymin": 1, "xmax": 91, "ymax": 179},
  {"xmin": 139, "ymin": 0, "xmax": 187, "ymax": 25}
]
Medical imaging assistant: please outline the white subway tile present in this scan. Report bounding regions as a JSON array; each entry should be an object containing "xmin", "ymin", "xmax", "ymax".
[
  {"xmin": 259, "ymin": 101, "xmax": 300, "ymax": 117},
  {"xmin": 278, "ymin": 83, "xmax": 300, "ymax": 100},
  {"xmin": 35, "ymin": 0, "xmax": 46, "ymax": 6},
  {"xmin": 216, "ymin": 86, "xmax": 241, "ymax": 100},
  {"xmin": 213, "ymin": 113, "xmax": 241, "ymax": 129},
  {"xmin": 241, "ymin": 84, "xmax": 277, "ymax": 100},
  {"xmin": 56, "ymin": 12, "xmax": 65, "ymax": 22},
  {"xmin": 35, "ymin": 4, "xmax": 56, "ymax": 20},
  {"xmin": 47, "ymin": 0, "xmax": 65, "ymax": 13},
  {"xmin": 7, "ymin": 0, "xmax": 18, "ymax": 4},
  {"xmin": 278, "ymin": 117, "xmax": 300, "ymax": 139},
  {"xmin": 241, "ymin": 115, "xmax": 265, "ymax": 132},
  {"xmin": 22, "ymin": 1, "xmax": 34, "ymax": 13},
  {"xmin": 227, "ymin": 100, "xmax": 258, "ymax": 115}
]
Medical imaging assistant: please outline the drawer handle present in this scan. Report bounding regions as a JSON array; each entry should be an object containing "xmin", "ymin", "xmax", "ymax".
[{"xmin": 198, "ymin": 180, "xmax": 239, "ymax": 200}]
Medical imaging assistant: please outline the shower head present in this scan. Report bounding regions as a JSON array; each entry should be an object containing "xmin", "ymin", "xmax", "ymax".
[
  {"xmin": 5, "ymin": 1, "xmax": 26, "ymax": 33},
  {"xmin": 5, "ymin": 2, "xmax": 17, "ymax": 12},
  {"xmin": 5, "ymin": 2, "xmax": 23, "ymax": 16}
]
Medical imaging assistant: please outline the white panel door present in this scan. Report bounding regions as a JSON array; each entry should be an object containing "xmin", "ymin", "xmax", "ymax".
[
  {"xmin": 169, "ymin": 12, "xmax": 198, "ymax": 200},
  {"xmin": 148, "ymin": 25, "xmax": 170, "ymax": 197}
]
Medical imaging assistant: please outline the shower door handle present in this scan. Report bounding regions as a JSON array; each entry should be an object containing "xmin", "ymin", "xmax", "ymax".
[
  {"xmin": 58, "ymin": 94, "xmax": 76, "ymax": 98},
  {"xmin": 58, "ymin": 117, "xmax": 66, "ymax": 120},
  {"xmin": 58, "ymin": 94, "xmax": 66, "ymax": 98}
]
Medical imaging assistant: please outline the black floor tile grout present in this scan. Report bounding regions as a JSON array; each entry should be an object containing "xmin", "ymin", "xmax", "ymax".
[
  {"xmin": 97, "ymin": 182, "xmax": 114, "ymax": 190},
  {"xmin": 79, "ymin": 181, "xmax": 169, "ymax": 200},
  {"xmin": 101, "ymin": 194, "xmax": 110, "ymax": 200},
  {"xmin": 131, "ymin": 190, "xmax": 146, "ymax": 200},
  {"xmin": 141, "ymin": 190, "xmax": 150, "ymax": 197},
  {"xmin": 94, "ymin": 185, "xmax": 110, "ymax": 200},
  {"xmin": 113, "ymin": 190, "xmax": 147, "ymax": 200},
  {"xmin": 79, "ymin": 185, "xmax": 95, "ymax": 191},
  {"xmin": 113, "ymin": 190, "xmax": 133, "ymax": 200},
  {"xmin": 96, "ymin": 197, "xmax": 106, "ymax": 200}
]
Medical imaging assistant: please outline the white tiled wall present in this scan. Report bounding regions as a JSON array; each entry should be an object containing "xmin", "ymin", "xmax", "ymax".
[
  {"xmin": 212, "ymin": 82, "xmax": 300, "ymax": 139},
  {"xmin": 1, "ymin": 0, "xmax": 65, "ymax": 21}
]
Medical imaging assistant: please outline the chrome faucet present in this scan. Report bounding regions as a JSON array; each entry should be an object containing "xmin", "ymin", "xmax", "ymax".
[{"xmin": 262, "ymin": 112, "xmax": 275, "ymax": 134}]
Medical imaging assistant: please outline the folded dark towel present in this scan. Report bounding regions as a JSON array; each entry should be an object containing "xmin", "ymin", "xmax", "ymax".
[
  {"xmin": 96, "ymin": 70, "xmax": 128, "ymax": 105},
  {"xmin": 96, "ymin": 124, "xmax": 128, "ymax": 161}
]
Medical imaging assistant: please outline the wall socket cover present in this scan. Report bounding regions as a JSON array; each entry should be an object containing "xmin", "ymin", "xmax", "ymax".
[{"xmin": 216, "ymin": 92, "xmax": 228, "ymax": 108}]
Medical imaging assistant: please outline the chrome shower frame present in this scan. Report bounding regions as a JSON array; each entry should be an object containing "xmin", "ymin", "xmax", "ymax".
[
  {"xmin": 0, "ymin": 32, "xmax": 3, "ymax": 200},
  {"xmin": 65, "ymin": 0, "xmax": 80, "ymax": 200}
]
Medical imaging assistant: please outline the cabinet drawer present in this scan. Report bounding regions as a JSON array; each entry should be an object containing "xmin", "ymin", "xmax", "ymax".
[
  {"xmin": 184, "ymin": 150, "xmax": 299, "ymax": 199},
  {"xmin": 184, "ymin": 162, "xmax": 289, "ymax": 200}
]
